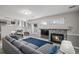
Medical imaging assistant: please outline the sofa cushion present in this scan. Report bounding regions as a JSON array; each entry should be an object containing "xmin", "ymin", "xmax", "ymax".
[
  {"xmin": 2, "ymin": 38, "xmax": 22, "ymax": 54},
  {"xmin": 5, "ymin": 36, "xmax": 15, "ymax": 43},
  {"xmin": 37, "ymin": 43, "xmax": 53, "ymax": 54},
  {"xmin": 32, "ymin": 50, "xmax": 43, "ymax": 54},
  {"xmin": 27, "ymin": 43, "xmax": 39, "ymax": 49},
  {"xmin": 12, "ymin": 40, "xmax": 22, "ymax": 49},
  {"xmin": 20, "ymin": 41, "xmax": 29, "ymax": 45},
  {"xmin": 20, "ymin": 44, "xmax": 42, "ymax": 54}
]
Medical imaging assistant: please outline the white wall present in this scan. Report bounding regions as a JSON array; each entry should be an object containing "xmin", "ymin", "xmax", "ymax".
[
  {"xmin": 28, "ymin": 11, "xmax": 79, "ymax": 35},
  {"xmin": 61, "ymin": 11, "xmax": 79, "ymax": 34},
  {"xmin": 1, "ymin": 19, "xmax": 27, "ymax": 39},
  {"xmin": 1, "ymin": 25, "xmax": 18, "ymax": 38}
]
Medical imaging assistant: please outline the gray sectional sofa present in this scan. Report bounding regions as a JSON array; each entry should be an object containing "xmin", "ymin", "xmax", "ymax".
[
  {"xmin": 2, "ymin": 36, "xmax": 42, "ymax": 54},
  {"xmin": 2, "ymin": 36, "xmax": 61, "ymax": 54}
]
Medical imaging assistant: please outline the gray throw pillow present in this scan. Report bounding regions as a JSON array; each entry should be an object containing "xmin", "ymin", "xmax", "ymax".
[{"xmin": 48, "ymin": 45, "xmax": 60, "ymax": 54}]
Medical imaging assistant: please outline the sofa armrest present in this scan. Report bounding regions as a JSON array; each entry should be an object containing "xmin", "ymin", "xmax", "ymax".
[{"xmin": 2, "ymin": 38, "xmax": 22, "ymax": 54}]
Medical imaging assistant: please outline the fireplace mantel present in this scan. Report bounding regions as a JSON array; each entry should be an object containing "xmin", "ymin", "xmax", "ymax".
[{"xmin": 39, "ymin": 25, "xmax": 70, "ymax": 30}]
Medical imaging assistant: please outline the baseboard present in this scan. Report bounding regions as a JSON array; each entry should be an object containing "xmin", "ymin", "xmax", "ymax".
[{"xmin": 74, "ymin": 46, "xmax": 79, "ymax": 49}]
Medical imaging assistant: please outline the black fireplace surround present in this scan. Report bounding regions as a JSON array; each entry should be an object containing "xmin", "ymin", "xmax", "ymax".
[
  {"xmin": 51, "ymin": 33, "xmax": 64, "ymax": 44},
  {"xmin": 41, "ymin": 29, "xmax": 49, "ymax": 36}
]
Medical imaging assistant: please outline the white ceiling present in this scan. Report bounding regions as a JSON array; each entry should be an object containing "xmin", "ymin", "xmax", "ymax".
[{"xmin": 0, "ymin": 5, "xmax": 79, "ymax": 21}]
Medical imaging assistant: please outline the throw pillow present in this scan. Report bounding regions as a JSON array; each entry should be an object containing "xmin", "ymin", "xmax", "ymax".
[{"xmin": 48, "ymin": 45, "xmax": 60, "ymax": 54}]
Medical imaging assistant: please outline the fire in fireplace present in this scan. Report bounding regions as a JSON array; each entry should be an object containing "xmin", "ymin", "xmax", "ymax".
[{"xmin": 51, "ymin": 33, "xmax": 64, "ymax": 44}]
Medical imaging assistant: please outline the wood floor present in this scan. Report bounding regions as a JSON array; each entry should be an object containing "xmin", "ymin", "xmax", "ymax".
[{"xmin": 0, "ymin": 40, "xmax": 5, "ymax": 54}]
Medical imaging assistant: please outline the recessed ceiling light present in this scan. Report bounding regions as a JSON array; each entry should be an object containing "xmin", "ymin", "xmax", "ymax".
[
  {"xmin": 42, "ymin": 22, "xmax": 47, "ymax": 25},
  {"xmin": 21, "ymin": 9, "xmax": 32, "ymax": 15}
]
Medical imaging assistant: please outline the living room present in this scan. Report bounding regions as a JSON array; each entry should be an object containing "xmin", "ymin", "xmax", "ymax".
[{"xmin": 0, "ymin": 5, "xmax": 79, "ymax": 54}]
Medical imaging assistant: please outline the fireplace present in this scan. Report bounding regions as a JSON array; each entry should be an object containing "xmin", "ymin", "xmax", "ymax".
[{"xmin": 51, "ymin": 33, "xmax": 64, "ymax": 44}]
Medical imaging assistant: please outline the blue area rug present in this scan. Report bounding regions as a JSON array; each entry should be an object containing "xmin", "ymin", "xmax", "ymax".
[{"xmin": 23, "ymin": 37, "xmax": 50, "ymax": 47}]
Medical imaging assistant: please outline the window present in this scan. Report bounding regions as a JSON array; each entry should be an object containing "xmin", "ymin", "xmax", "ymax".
[
  {"xmin": 24, "ymin": 22, "xmax": 26, "ymax": 27},
  {"xmin": 48, "ymin": 18, "xmax": 64, "ymax": 24},
  {"xmin": 11, "ymin": 21, "xmax": 15, "ymax": 24},
  {"xmin": 34, "ymin": 24, "xmax": 37, "ymax": 27}
]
